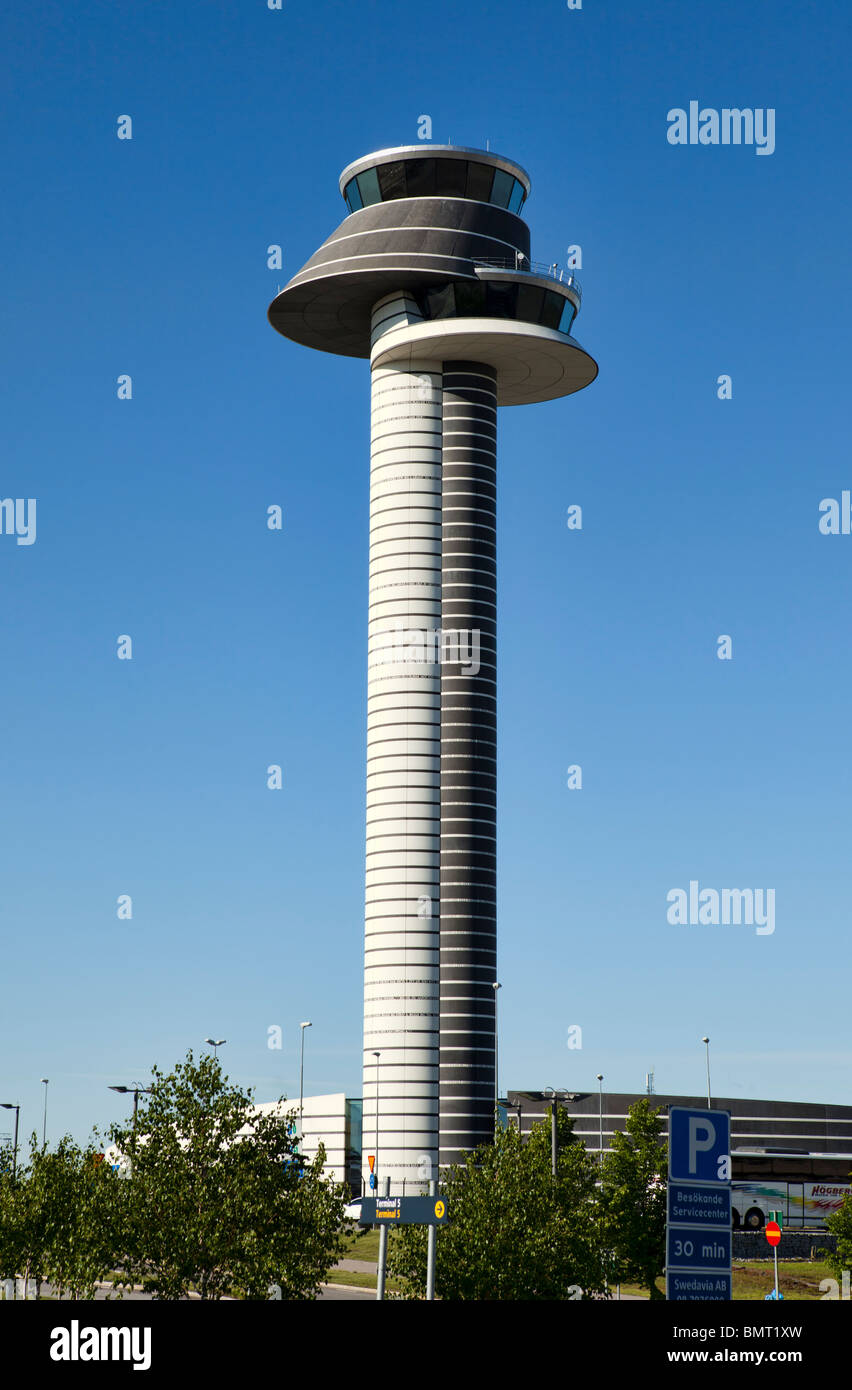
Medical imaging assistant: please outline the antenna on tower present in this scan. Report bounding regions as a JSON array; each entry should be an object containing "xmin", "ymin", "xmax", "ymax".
[
  {"xmin": 486, "ymin": 138, "xmax": 490, "ymax": 151},
  {"xmin": 645, "ymin": 1068, "xmax": 656, "ymax": 1095}
]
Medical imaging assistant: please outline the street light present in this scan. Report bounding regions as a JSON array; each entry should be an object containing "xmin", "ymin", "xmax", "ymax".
[
  {"xmin": 369, "ymin": 1050, "xmax": 380, "ymax": 1195},
  {"xmin": 492, "ymin": 982, "xmax": 502, "ymax": 1133},
  {"xmin": 299, "ymin": 1021, "xmax": 312, "ymax": 1139},
  {"xmin": 41, "ymin": 1078, "xmax": 49, "ymax": 1148},
  {"xmin": 544, "ymin": 1086, "xmax": 564, "ymax": 1181},
  {"xmin": 108, "ymin": 1084, "xmax": 152, "ymax": 1132},
  {"xmin": 0, "ymin": 1104, "xmax": 20, "ymax": 1181},
  {"xmin": 596, "ymin": 1074, "xmax": 604, "ymax": 1165},
  {"xmin": 204, "ymin": 1037, "xmax": 226, "ymax": 1058},
  {"xmin": 702, "ymin": 1036, "xmax": 712, "ymax": 1107}
]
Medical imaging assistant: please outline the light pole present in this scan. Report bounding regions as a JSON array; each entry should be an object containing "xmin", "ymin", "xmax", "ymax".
[
  {"xmin": 596, "ymin": 1074, "xmax": 604, "ymax": 1165},
  {"xmin": 41, "ymin": 1078, "xmax": 49, "ymax": 1148},
  {"xmin": 544, "ymin": 1086, "xmax": 561, "ymax": 1181},
  {"xmin": 204, "ymin": 1037, "xmax": 226, "ymax": 1058},
  {"xmin": 299, "ymin": 1021, "xmax": 312, "ymax": 1144},
  {"xmin": 372, "ymin": 1050, "xmax": 383, "ymax": 1195},
  {"xmin": 108, "ymin": 1085, "xmax": 152, "ymax": 1134},
  {"xmin": 702, "ymin": 1036, "xmax": 712, "ymax": 1107},
  {"xmin": 493, "ymin": 982, "xmax": 501, "ymax": 1133},
  {"xmin": 0, "ymin": 1104, "xmax": 20, "ymax": 1181}
]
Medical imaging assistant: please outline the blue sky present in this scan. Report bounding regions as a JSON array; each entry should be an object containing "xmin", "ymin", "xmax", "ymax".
[{"xmin": 1, "ymin": 0, "xmax": 850, "ymax": 1148}]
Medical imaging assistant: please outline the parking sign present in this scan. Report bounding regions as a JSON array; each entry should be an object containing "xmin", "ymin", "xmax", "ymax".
[{"xmin": 669, "ymin": 1107, "xmax": 730, "ymax": 1185}]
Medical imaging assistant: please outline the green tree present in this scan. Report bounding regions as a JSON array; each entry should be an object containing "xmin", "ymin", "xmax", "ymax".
[
  {"xmin": 0, "ymin": 1134, "xmax": 119, "ymax": 1299},
  {"xmin": 111, "ymin": 1050, "xmax": 345, "ymax": 1299},
  {"xmin": 0, "ymin": 1140, "xmax": 37, "ymax": 1294},
  {"xmin": 598, "ymin": 1098, "xmax": 667, "ymax": 1299},
  {"xmin": 826, "ymin": 1182, "xmax": 852, "ymax": 1283},
  {"xmin": 388, "ymin": 1109, "xmax": 606, "ymax": 1299}
]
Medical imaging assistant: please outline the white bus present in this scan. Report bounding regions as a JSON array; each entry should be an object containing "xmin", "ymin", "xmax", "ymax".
[{"xmin": 731, "ymin": 1150, "xmax": 851, "ymax": 1231}]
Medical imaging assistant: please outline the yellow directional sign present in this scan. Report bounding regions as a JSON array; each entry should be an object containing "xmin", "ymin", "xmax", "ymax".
[{"xmin": 434, "ymin": 1199, "xmax": 445, "ymax": 1219}]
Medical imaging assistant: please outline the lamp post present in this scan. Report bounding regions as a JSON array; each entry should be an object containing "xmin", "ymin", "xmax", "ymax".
[
  {"xmin": 544, "ymin": 1086, "xmax": 561, "ymax": 1181},
  {"xmin": 372, "ymin": 1050, "xmax": 383, "ymax": 1195},
  {"xmin": 108, "ymin": 1085, "xmax": 152, "ymax": 1133},
  {"xmin": 492, "ymin": 982, "xmax": 502, "ymax": 1134},
  {"xmin": 702, "ymin": 1036, "xmax": 712, "ymax": 1107},
  {"xmin": 204, "ymin": 1037, "xmax": 226, "ymax": 1058},
  {"xmin": 299, "ymin": 1021, "xmax": 312, "ymax": 1145},
  {"xmin": 0, "ymin": 1104, "xmax": 20, "ymax": 1181},
  {"xmin": 596, "ymin": 1074, "xmax": 604, "ymax": 1165},
  {"xmin": 41, "ymin": 1078, "xmax": 49, "ymax": 1148}
]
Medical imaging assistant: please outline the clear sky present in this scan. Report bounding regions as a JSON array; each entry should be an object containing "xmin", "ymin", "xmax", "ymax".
[{"xmin": 2, "ymin": 0, "xmax": 850, "ymax": 1149}]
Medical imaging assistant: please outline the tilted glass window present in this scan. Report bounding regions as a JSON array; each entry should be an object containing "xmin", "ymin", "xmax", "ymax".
[
  {"xmin": 405, "ymin": 158, "xmax": 437, "ymax": 198},
  {"xmin": 558, "ymin": 298, "xmax": 577, "ymax": 335},
  {"xmin": 347, "ymin": 159, "xmax": 526, "ymax": 208},
  {"xmin": 516, "ymin": 283, "xmax": 545, "ymax": 324},
  {"xmin": 465, "ymin": 161, "xmax": 495, "ymax": 203},
  {"xmin": 453, "ymin": 280, "xmax": 487, "ymax": 315},
  {"xmin": 541, "ymin": 290, "xmax": 564, "ymax": 330},
  {"xmin": 490, "ymin": 169, "xmax": 514, "ymax": 209},
  {"xmin": 434, "ymin": 158, "xmax": 468, "ymax": 198},
  {"xmin": 485, "ymin": 281, "xmax": 518, "ymax": 318},
  {"xmin": 356, "ymin": 167, "xmax": 381, "ymax": 206},
  {"xmin": 412, "ymin": 279, "xmax": 576, "ymax": 336},
  {"xmin": 344, "ymin": 178, "xmax": 363, "ymax": 212},
  {"xmin": 508, "ymin": 179, "xmax": 525, "ymax": 214},
  {"xmin": 421, "ymin": 283, "xmax": 457, "ymax": 320},
  {"xmin": 378, "ymin": 161, "xmax": 406, "ymax": 201}
]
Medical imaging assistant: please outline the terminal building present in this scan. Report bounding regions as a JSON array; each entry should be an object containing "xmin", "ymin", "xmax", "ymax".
[
  {"xmin": 503, "ymin": 1090, "xmax": 852, "ymax": 1161},
  {"xmin": 290, "ymin": 1089, "xmax": 852, "ymax": 1196}
]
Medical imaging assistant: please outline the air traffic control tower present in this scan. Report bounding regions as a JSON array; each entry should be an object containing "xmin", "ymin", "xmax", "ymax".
[{"xmin": 268, "ymin": 145, "xmax": 597, "ymax": 1189}]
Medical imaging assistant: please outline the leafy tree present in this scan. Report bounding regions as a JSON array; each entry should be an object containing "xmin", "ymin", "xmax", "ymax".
[
  {"xmin": 598, "ymin": 1098, "xmax": 667, "ymax": 1299},
  {"xmin": 0, "ymin": 1141, "xmax": 36, "ymax": 1294},
  {"xmin": 37, "ymin": 1138, "xmax": 122, "ymax": 1298},
  {"xmin": 387, "ymin": 1109, "xmax": 606, "ymax": 1299},
  {"xmin": 111, "ymin": 1050, "xmax": 345, "ymax": 1299},
  {"xmin": 826, "ymin": 1181, "xmax": 852, "ymax": 1283},
  {"xmin": 0, "ymin": 1134, "xmax": 119, "ymax": 1298}
]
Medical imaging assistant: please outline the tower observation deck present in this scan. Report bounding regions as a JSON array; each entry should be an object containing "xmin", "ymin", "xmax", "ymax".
[{"xmin": 268, "ymin": 145, "xmax": 597, "ymax": 1189}]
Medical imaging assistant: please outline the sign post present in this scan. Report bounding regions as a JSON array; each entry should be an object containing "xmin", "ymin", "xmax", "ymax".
[
  {"xmin": 765, "ymin": 1218, "xmax": 782, "ymax": 1300},
  {"xmin": 376, "ymin": 1177, "xmax": 389, "ymax": 1301},
  {"xmin": 426, "ymin": 1180, "xmax": 437, "ymax": 1301},
  {"xmin": 666, "ymin": 1107, "xmax": 732, "ymax": 1300},
  {"xmin": 359, "ymin": 1189, "xmax": 449, "ymax": 1301}
]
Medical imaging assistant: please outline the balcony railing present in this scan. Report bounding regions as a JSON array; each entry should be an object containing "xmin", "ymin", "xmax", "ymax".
[{"xmin": 471, "ymin": 257, "xmax": 582, "ymax": 302}]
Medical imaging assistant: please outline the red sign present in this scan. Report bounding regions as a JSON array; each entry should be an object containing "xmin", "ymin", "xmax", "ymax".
[
  {"xmin": 367, "ymin": 1154, "xmax": 375, "ymax": 1173},
  {"xmin": 765, "ymin": 1221, "xmax": 781, "ymax": 1247}
]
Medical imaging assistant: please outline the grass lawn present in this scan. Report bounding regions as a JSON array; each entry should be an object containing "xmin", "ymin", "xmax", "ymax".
[
  {"xmin": 730, "ymin": 1259, "xmax": 837, "ymax": 1301},
  {"xmin": 341, "ymin": 1226, "xmax": 381, "ymax": 1262},
  {"xmin": 617, "ymin": 1260, "xmax": 839, "ymax": 1301}
]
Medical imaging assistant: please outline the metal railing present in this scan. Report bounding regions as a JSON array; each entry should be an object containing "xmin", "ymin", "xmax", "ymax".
[{"xmin": 470, "ymin": 256, "xmax": 582, "ymax": 301}]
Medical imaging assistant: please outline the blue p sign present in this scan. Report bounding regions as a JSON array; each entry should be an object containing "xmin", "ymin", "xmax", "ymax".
[{"xmin": 669, "ymin": 1108, "xmax": 731, "ymax": 1184}]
